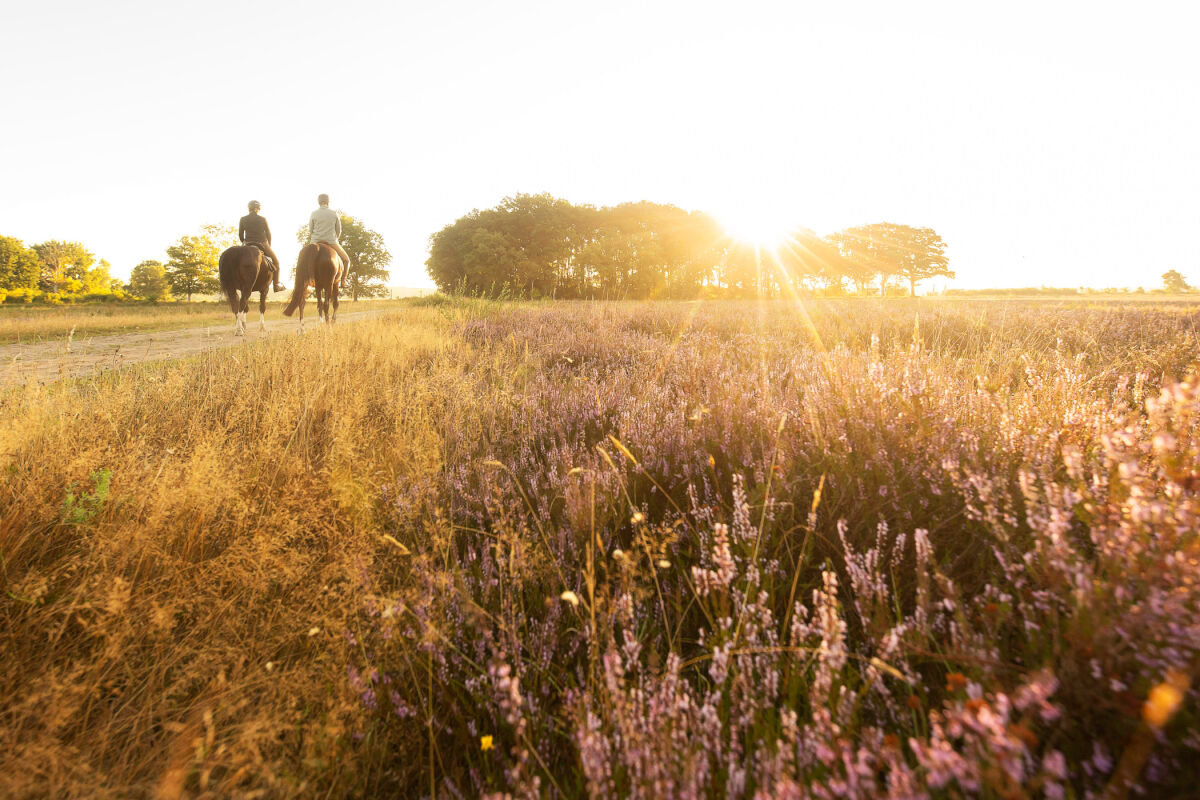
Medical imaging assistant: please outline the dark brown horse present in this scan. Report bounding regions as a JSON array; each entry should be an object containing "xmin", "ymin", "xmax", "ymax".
[
  {"xmin": 283, "ymin": 243, "xmax": 343, "ymax": 331},
  {"xmin": 218, "ymin": 244, "xmax": 273, "ymax": 335}
]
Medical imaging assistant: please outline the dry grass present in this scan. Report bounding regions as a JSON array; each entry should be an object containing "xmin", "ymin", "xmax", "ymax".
[
  {"xmin": 1, "ymin": 297, "xmax": 1198, "ymax": 797},
  {"xmin": 0, "ymin": 305, "xmax": 460, "ymax": 797},
  {"xmin": 0, "ymin": 298, "xmax": 418, "ymax": 344}
]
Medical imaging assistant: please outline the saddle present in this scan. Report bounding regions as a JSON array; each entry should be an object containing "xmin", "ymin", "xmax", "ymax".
[{"xmin": 247, "ymin": 242, "xmax": 275, "ymax": 269}]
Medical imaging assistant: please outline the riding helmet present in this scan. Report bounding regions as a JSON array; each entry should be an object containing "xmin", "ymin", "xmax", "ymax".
[{"xmin": 248, "ymin": 200, "xmax": 261, "ymax": 211}]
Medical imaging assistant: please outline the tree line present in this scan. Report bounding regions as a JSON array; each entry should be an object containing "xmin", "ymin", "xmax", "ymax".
[
  {"xmin": 426, "ymin": 194, "xmax": 953, "ymax": 299},
  {"xmin": 0, "ymin": 213, "xmax": 391, "ymax": 304},
  {"xmin": 0, "ymin": 238, "xmax": 124, "ymax": 303}
]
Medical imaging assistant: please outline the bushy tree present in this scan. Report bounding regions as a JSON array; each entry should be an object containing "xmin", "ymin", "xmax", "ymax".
[
  {"xmin": 82, "ymin": 259, "xmax": 119, "ymax": 295},
  {"xmin": 338, "ymin": 214, "xmax": 391, "ymax": 300},
  {"xmin": 165, "ymin": 225, "xmax": 232, "ymax": 301},
  {"xmin": 1162, "ymin": 270, "xmax": 1190, "ymax": 293},
  {"xmin": 33, "ymin": 240, "xmax": 94, "ymax": 295},
  {"xmin": 428, "ymin": 196, "xmax": 726, "ymax": 299},
  {"xmin": 130, "ymin": 260, "xmax": 170, "ymax": 301},
  {"xmin": 0, "ymin": 235, "xmax": 42, "ymax": 290},
  {"xmin": 891, "ymin": 225, "xmax": 953, "ymax": 296}
]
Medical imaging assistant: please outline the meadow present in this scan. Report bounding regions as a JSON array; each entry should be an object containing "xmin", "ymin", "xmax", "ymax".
[{"xmin": 1, "ymin": 297, "xmax": 1197, "ymax": 798}]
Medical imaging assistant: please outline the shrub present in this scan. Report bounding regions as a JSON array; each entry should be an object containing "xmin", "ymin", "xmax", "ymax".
[{"xmin": 4, "ymin": 287, "xmax": 40, "ymax": 303}]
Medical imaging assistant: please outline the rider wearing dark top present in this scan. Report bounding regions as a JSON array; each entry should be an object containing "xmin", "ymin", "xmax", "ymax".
[{"xmin": 239, "ymin": 200, "xmax": 285, "ymax": 292}]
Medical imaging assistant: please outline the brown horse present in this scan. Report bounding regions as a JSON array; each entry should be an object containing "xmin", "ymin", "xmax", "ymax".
[
  {"xmin": 219, "ymin": 244, "xmax": 273, "ymax": 335},
  {"xmin": 282, "ymin": 243, "xmax": 342, "ymax": 331}
]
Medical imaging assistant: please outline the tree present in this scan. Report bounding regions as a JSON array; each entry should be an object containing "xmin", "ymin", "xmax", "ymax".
[
  {"xmin": 1162, "ymin": 270, "xmax": 1190, "ymax": 293},
  {"xmin": 33, "ymin": 240, "xmax": 94, "ymax": 295},
  {"xmin": 779, "ymin": 229, "xmax": 846, "ymax": 293},
  {"xmin": 82, "ymin": 259, "xmax": 118, "ymax": 295},
  {"xmin": 337, "ymin": 214, "xmax": 391, "ymax": 300},
  {"xmin": 0, "ymin": 235, "xmax": 42, "ymax": 290},
  {"xmin": 130, "ymin": 260, "xmax": 170, "ymax": 301},
  {"xmin": 829, "ymin": 223, "xmax": 952, "ymax": 296},
  {"xmin": 891, "ymin": 226, "xmax": 953, "ymax": 296},
  {"xmin": 165, "ymin": 224, "xmax": 232, "ymax": 301},
  {"xmin": 295, "ymin": 213, "xmax": 392, "ymax": 300},
  {"xmin": 829, "ymin": 229, "xmax": 880, "ymax": 293}
]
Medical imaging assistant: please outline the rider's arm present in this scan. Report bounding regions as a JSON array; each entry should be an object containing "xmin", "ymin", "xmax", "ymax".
[
  {"xmin": 238, "ymin": 217, "xmax": 246, "ymax": 243},
  {"xmin": 309, "ymin": 212, "xmax": 316, "ymax": 241},
  {"xmin": 264, "ymin": 219, "xmax": 272, "ymax": 245},
  {"xmin": 335, "ymin": 214, "xmax": 342, "ymax": 240}
]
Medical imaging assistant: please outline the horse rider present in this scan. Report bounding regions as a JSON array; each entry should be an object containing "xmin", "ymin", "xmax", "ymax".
[
  {"xmin": 307, "ymin": 194, "xmax": 352, "ymax": 289},
  {"xmin": 239, "ymin": 200, "xmax": 285, "ymax": 292}
]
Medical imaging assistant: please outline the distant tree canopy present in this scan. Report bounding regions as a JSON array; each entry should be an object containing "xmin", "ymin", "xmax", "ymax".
[
  {"xmin": 426, "ymin": 194, "xmax": 953, "ymax": 299},
  {"xmin": 0, "ymin": 235, "xmax": 126, "ymax": 302},
  {"xmin": 129, "ymin": 260, "xmax": 170, "ymax": 301},
  {"xmin": 1162, "ymin": 270, "xmax": 1190, "ymax": 293},
  {"xmin": 84, "ymin": 259, "xmax": 123, "ymax": 295},
  {"xmin": 34, "ymin": 240, "xmax": 94, "ymax": 296},
  {"xmin": 165, "ymin": 224, "xmax": 234, "ymax": 301},
  {"xmin": 0, "ymin": 236, "xmax": 42, "ymax": 291},
  {"xmin": 295, "ymin": 213, "xmax": 391, "ymax": 300}
]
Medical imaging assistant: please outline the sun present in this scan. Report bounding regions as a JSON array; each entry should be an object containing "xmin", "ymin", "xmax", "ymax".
[{"xmin": 715, "ymin": 206, "xmax": 796, "ymax": 250}]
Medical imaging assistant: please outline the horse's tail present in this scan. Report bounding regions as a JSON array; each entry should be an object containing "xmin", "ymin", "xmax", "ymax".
[
  {"xmin": 218, "ymin": 248, "xmax": 239, "ymax": 312},
  {"xmin": 282, "ymin": 246, "xmax": 311, "ymax": 317}
]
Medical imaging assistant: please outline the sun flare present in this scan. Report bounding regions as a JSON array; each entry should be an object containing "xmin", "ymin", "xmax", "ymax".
[{"xmin": 715, "ymin": 206, "xmax": 796, "ymax": 250}]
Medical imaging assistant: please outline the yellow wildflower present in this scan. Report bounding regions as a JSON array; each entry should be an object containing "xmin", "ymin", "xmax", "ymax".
[
  {"xmin": 1143, "ymin": 669, "xmax": 1189, "ymax": 729},
  {"xmin": 481, "ymin": 735, "xmax": 494, "ymax": 751}
]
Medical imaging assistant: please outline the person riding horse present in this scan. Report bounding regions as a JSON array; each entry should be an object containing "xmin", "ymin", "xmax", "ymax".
[
  {"xmin": 239, "ymin": 200, "xmax": 285, "ymax": 292},
  {"xmin": 307, "ymin": 194, "xmax": 352, "ymax": 289}
]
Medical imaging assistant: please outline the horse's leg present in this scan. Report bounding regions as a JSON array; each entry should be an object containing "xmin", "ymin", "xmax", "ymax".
[
  {"xmin": 226, "ymin": 282, "xmax": 241, "ymax": 335},
  {"xmin": 258, "ymin": 290, "xmax": 267, "ymax": 332},
  {"xmin": 331, "ymin": 282, "xmax": 339, "ymax": 324}
]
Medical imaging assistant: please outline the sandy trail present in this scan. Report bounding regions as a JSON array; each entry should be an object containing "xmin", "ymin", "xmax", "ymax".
[{"xmin": 0, "ymin": 309, "xmax": 389, "ymax": 387}]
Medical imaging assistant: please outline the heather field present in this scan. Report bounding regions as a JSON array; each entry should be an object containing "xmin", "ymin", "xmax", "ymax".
[{"xmin": 2, "ymin": 297, "xmax": 1199, "ymax": 799}]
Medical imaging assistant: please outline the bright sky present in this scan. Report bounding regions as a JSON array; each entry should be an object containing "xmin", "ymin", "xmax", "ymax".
[{"xmin": 1, "ymin": 0, "xmax": 1197, "ymax": 290}]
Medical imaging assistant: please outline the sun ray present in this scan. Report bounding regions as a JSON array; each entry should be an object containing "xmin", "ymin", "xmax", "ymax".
[{"xmin": 715, "ymin": 206, "xmax": 796, "ymax": 251}]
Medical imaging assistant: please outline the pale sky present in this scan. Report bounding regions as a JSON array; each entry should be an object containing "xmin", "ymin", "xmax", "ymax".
[{"xmin": 1, "ymin": 0, "xmax": 1197, "ymax": 290}]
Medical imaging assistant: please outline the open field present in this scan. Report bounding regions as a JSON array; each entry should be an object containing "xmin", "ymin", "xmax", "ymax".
[
  {"xmin": 0, "ymin": 298, "xmax": 419, "ymax": 344},
  {"xmin": 1, "ymin": 297, "xmax": 1198, "ymax": 798}
]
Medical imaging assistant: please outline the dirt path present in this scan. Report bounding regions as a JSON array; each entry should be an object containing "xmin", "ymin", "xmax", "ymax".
[{"xmin": 0, "ymin": 309, "xmax": 390, "ymax": 387}]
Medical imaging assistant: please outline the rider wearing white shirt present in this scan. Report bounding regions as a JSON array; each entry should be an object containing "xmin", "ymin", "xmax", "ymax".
[{"xmin": 308, "ymin": 194, "xmax": 352, "ymax": 288}]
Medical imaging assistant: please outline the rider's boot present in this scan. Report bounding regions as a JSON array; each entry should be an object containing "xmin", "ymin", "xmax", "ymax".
[{"xmin": 272, "ymin": 263, "xmax": 286, "ymax": 293}]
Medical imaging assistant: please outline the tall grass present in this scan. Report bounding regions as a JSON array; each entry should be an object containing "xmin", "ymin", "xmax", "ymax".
[{"xmin": 1, "ymin": 298, "xmax": 1197, "ymax": 797}]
